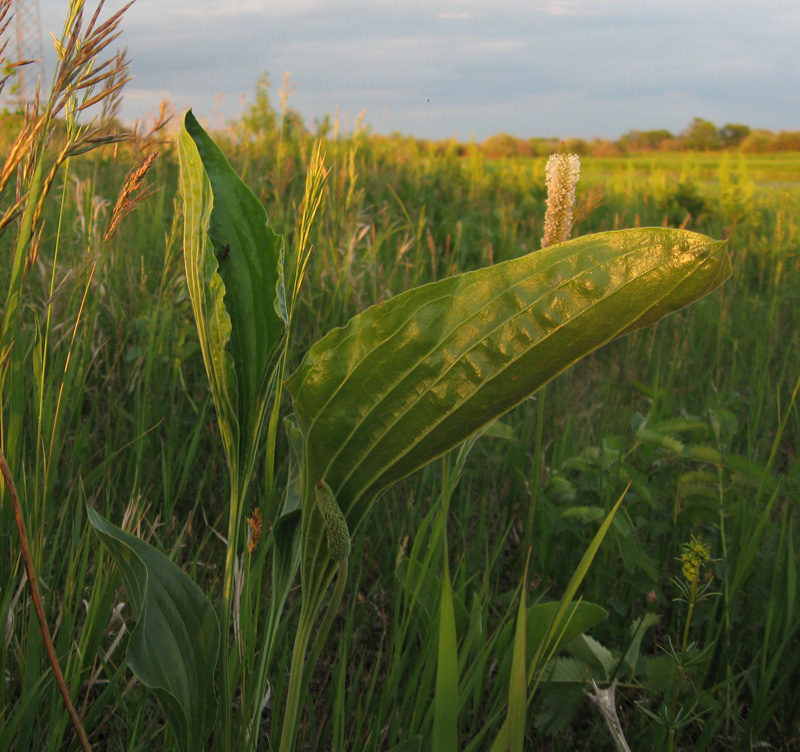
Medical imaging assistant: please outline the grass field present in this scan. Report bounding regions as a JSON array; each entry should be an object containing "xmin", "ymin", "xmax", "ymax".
[{"xmin": 2, "ymin": 20, "xmax": 800, "ymax": 749}]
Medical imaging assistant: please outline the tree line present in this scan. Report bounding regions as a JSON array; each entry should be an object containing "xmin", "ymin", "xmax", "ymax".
[
  {"xmin": 481, "ymin": 118, "xmax": 800, "ymax": 158},
  {"xmin": 229, "ymin": 75, "xmax": 800, "ymax": 159}
]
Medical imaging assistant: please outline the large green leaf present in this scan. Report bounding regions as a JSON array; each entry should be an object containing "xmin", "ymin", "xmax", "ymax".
[
  {"xmin": 177, "ymin": 109, "xmax": 286, "ymax": 493},
  {"xmin": 287, "ymin": 228, "xmax": 729, "ymax": 553},
  {"xmin": 87, "ymin": 507, "xmax": 219, "ymax": 752}
]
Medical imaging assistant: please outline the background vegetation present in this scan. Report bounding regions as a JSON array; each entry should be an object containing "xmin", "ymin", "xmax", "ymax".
[{"xmin": 2, "ymin": 41, "xmax": 799, "ymax": 752}]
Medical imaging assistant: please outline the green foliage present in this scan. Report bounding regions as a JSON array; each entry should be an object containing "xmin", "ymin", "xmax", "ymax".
[
  {"xmin": 6, "ymin": 62, "xmax": 800, "ymax": 752},
  {"xmin": 178, "ymin": 109, "xmax": 286, "ymax": 490},
  {"xmin": 482, "ymin": 133, "xmax": 534, "ymax": 159},
  {"xmin": 661, "ymin": 180, "xmax": 708, "ymax": 225},
  {"xmin": 241, "ymin": 71, "xmax": 278, "ymax": 140},
  {"xmin": 618, "ymin": 129, "xmax": 675, "ymax": 151},
  {"xmin": 682, "ymin": 118, "xmax": 723, "ymax": 151},
  {"xmin": 720, "ymin": 123, "xmax": 751, "ymax": 149},
  {"xmin": 87, "ymin": 507, "xmax": 220, "ymax": 752},
  {"xmin": 287, "ymin": 228, "xmax": 729, "ymax": 548}
]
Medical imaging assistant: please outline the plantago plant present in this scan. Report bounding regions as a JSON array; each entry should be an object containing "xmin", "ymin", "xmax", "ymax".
[{"xmin": 80, "ymin": 109, "xmax": 731, "ymax": 751}]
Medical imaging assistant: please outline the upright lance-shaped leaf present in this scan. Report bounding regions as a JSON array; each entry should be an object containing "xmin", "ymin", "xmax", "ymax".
[
  {"xmin": 87, "ymin": 507, "xmax": 219, "ymax": 752},
  {"xmin": 177, "ymin": 110, "xmax": 286, "ymax": 494},
  {"xmin": 287, "ymin": 228, "xmax": 730, "ymax": 591}
]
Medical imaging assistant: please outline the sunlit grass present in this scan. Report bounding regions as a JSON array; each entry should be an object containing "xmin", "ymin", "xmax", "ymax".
[{"xmin": 2, "ymin": 71, "xmax": 799, "ymax": 750}]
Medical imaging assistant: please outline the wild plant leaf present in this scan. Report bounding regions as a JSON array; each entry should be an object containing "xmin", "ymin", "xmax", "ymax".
[
  {"xmin": 494, "ymin": 601, "xmax": 608, "ymax": 686},
  {"xmin": 287, "ymin": 228, "xmax": 729, "ymax": 588},
  {"xmin": 177, "ymin": 110, "xmax": 286, "ymax": 494},
  {"xmin": 544, "ymin": 655, "xmax": 594, "ymax": 683},
  {"xmin": 282, "ymin": 414, "xmax": 305, "ymax": 516},
  {"xmin": 387, "ymin": 739, "xmax": 422, "ymax": 752},
  {"xmin": 506, "ymin": 566, "xmax": 529, "ymax": 752},
  {"xmin": 87, "ymin": 507, "xmax": 219, "ymax": 752},
  {"xmin": 533, "ymin": 680, "xmax": 587, "ymax": 735},
  {"xmin": 263, "ymin": 417, "xmax": 304, "ymax": 656},
  {"xmin": 432, "ymin": 556, "xmax": 459, "ymax": 752},
  {"xmin": 620, "ymin": 613, "xmax": 661, "ymax": 678},
  {"xmin": 566, "ymin": 634, "xmax": 617, "ymax": 681},
  {"xmin": 395, "ymin": 558, "xmax": 471, "ymax": 638}
]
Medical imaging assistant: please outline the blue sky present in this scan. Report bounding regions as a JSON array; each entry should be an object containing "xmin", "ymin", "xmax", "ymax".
[{"xmin": 34, "ymin": 0, "xmax": 800, "ymax": 141}]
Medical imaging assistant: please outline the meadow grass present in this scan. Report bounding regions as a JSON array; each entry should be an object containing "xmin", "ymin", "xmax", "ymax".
[{"xmin": 2, "ymin": 69, "xmax": 800, "ymax": 750}]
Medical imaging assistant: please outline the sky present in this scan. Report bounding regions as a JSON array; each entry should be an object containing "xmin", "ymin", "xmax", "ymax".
[{"xmin": 26, "ymin": 0, "xmax": 800, "ymax": 141}]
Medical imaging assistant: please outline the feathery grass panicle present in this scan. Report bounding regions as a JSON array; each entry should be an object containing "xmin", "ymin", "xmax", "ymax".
[
  {"xmin": 247, "ymin": 508, "xmax": 263, "ymax": 555},
  {"xmin": 542, "ymin": 152, "xmax": 581, "ymax": 248},
  {"xmin": 103, "ymin": 150, "xmax": 158, "ymax": 242},
  {"xmin": 0, "ymin": 0, "xmax": 17, "ymax": 96}
]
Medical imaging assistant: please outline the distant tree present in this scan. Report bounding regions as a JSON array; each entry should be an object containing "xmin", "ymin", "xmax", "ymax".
[
  {"xmin": 565, "ymin": 137, "xmax": 590, "ymax": 155},
  {"xmin": 643, "ymin": 129, "xmax": 674, "ymax": 149},
  {"xmin": 526, "ymin": 137, "xmax": 559, "ymax": 156},
  {"xmin": 659, "ymin": 137, "xmax": 684, "ymax": 151},
  {"xmin": 588, "ymin": 139, "xmax": 622, "ymax": 157},
  {"xmin": 770, "ymin": 130, "xmax": 800, "ymax": 151},
  {"xmin": 740, "ymin": 129, "xmax": 775, "ymax": 153},
  {"xmin": 241, "ymin": 72, "xmax": 278, "ymax": 140},
  {"xmin": 482, "ymin": 133, "xmax": 533, "ymax": 159},
  {"xmin": 682, "ymin": 118, "xmax": 721, "ymax": 151},
  {"xmin": 617, "ymin": 129, "xmax": 674, "ymax": 151},
  {"xmin": 720, "ymin": 123, "xmax": 751, "ymax": 148}
]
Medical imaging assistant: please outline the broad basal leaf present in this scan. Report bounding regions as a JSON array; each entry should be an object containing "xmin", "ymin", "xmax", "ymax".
[
  {"xmin": 87, "ymin": 506, "xmax": 219, "ymax": 752},
  {"xmin": 177, "ymin": 109, "xmax": 286, "ymax": 493},
  {"xmin": 287, "ymin": 228, "xmax": 729, "ymax": 553}
]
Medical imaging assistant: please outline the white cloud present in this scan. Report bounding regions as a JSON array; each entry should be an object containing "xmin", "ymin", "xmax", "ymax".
[{"xmin": 32, "ymin": 0, "xmax": 800, "ymax": 140}]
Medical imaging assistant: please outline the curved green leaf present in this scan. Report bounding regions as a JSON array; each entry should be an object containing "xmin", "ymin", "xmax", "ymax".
[
  {"xmin": 287, "ymin": 228, "xmax": 729, "ymax": 552},
  {"xmin": 87, "ymin": 506, "xmax": 219, "ymax": 752},
  {"xmin": 177, "ymin": 109, "xmax": 286, "ymax": 492}
]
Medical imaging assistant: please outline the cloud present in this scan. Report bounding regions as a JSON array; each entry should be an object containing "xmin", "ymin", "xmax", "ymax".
[{"xmin": 33, "ymin": 0, "xmax": 800, "ymax": 140}]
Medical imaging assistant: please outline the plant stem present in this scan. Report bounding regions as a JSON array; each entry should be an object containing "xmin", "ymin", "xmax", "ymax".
[
  {"xmin": 218, "ymin": 478, "xmax": 242, "ymax": 750},
  {"xmin": 524, "ymin": 388, "xmax": 546, "ymax": 567},
  {"xmin": 0, "ymin": 448, "xmax": 92, "ymax": 752},
  {"xmin": 667, "ymin": 577, "xmax": 698, "ymax": 752},
  {"xmin": 301, "ymin": 559, "xmax": 349, "ymax": 696},
  {"xmin": 278, "ymin": 559, "xmax": 347, "ymax": 752}
]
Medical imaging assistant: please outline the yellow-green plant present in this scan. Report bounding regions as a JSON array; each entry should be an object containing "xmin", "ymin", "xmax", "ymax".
[
  {"xmin": 0, "ymin": 1, "xmax": 138, "ymax": 749},
  {"xmin": 86, "ymin": 112, "xmax": 731, "ymax": 752},
  {"xmin": 638, "ymin": 535, "xmax": 719, "ymax": 751}
]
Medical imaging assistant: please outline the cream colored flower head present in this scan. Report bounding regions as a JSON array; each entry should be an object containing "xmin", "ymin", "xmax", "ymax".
[{"xmin": 542, "ymin": 153, "xmax": 581, "ymax": 248}]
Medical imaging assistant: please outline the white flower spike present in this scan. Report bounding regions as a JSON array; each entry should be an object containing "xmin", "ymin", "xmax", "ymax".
[{"xmin": 542, "ymin": 153, "xmax": 581, "ymax": 248}]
